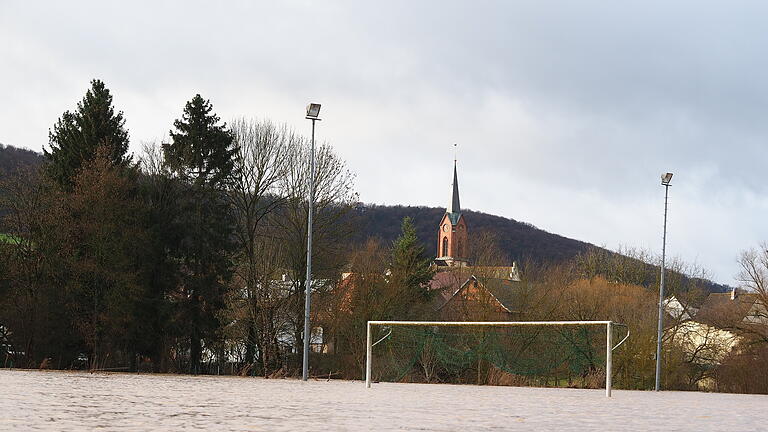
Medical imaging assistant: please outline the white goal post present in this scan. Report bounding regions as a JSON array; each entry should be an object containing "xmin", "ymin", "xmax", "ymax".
[{"xmin": 365, "ymin": 320, "xmax": 629, "ymax": 397}]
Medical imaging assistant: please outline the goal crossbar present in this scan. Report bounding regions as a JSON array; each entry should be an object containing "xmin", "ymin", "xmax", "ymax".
[{"xmin": 365, "ymin": 320, "xmax": 627, "ymax": 397}]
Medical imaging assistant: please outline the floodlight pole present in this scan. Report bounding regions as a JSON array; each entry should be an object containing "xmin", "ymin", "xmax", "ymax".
[
  {"xmin": 302, "ymin": 105, "xmax": 320, "ymax": 382},
  {"xmin": 655, "ymin": 177, "xmax": 671, "ymax": 391}
]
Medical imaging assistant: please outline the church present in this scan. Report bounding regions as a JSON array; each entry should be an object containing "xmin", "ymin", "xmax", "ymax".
[
  {"xmin": 434, "ymin": 161, "xmax": 469, "ymax": 267},
  {"xmin": 427, "ymin": 160, "xmax": 523, "ymax": 321},
  {"xmin": 315, "ymin": 159, "xmax": 525, "ymax": 355}
]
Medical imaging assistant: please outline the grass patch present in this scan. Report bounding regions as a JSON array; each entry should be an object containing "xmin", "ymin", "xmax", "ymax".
[{"xmin": 0, "ymin": 233, "xmax": 23, "ymax": 245}]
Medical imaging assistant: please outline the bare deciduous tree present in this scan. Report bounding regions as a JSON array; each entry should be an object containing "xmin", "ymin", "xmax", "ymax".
[
  {"xmin": 276, "ymin": 140, "xmax": 357, "ymax": 370},
  {"xmin": 0, "ymin": 166, "xmax": 67, "ymax": 367},
  {"xmin": 227, "ymin": 119, "xmax": 298, "ymax": 373},
  {"xmin": 736, "ymin": 243, "xmax": 768, "ymax": 344}
]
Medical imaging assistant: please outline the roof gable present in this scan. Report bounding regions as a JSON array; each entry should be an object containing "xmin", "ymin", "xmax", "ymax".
[
  {"xmin": 475, "ymin": 277, "xmax": 522, "ymax": 313},
  {"xmin": 429, "ymin": 272, "xmax": 522, "ymax": 313},
  {"xmin": 439, "ymin": 211, "xmax": 465, "ymax": 227},
  {"xmin": 695, "ymin": 292, "xmax": 760, "ymax": 326}
]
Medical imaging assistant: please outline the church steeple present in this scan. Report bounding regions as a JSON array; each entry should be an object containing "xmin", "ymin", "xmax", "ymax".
[
  {"xmin": 449, "ymin": 160, "xmax": 460, "ymax": 214},
  {"xmin": 435, "ymin": 153, "xmax": 469, "ymax": 267}
]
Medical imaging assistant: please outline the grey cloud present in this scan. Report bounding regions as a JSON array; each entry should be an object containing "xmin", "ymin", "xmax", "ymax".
[{"xmin": 1, "ymin": 0, "xmax": 767, "ymax": 283}]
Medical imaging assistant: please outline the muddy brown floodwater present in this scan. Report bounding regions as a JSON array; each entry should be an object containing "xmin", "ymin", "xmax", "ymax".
[{"xmin": 1, "ymin": 369, "xmax": 767, "ymax": 431}]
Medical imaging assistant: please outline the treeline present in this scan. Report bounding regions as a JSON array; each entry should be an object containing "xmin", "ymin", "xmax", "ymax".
[
  {"xmin": 325, "ymin": 241, "xmax": 767, "ymax": 393},
  {"xmin": 0, "ymin": 144, "xmax": 43, "ymax": 180},
  {"xmin": 0, "ymin": 80, "xmax": 356, "ymax": 374},
  {"xmin": 531, "ymin": 246, "xmax": 765, "ymax": 393},
  {"xmin": 348, "ymin": 205, "xmax": 730, "ymax": 294},
  {"xmin": 0, "ymin": 144, "xmax": 731, "ymax": 296},
  {"xmin": 328, "ymin": 240, "xmax": 704, "ymax": 388}
]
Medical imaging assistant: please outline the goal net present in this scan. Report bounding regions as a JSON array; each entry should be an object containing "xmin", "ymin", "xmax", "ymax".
[{"xmin": 365, "ymin": 321, "xmax": 627, "ymax": 397}]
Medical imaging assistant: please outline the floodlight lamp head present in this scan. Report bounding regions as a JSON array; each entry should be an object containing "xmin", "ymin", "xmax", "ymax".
[
  {"xmin": 661, "ymin": 172, "xmax": 673, "ymax": 186},
  {"xmin": 306, "ymin": 103, "xmax": 321, "ymax": 119}
]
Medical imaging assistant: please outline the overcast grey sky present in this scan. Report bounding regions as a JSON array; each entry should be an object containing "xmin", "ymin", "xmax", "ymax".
[{"xmin": 2, "ymin": 1, "xmax": 767, "ymax": 285}]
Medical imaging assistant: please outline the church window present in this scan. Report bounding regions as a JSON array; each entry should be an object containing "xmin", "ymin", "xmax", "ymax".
[{"xmin": 442, "ymin": 237, "xmax": 448, "ymax": 257}]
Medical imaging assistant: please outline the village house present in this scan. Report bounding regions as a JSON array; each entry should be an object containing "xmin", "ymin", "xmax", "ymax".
[{"xmin": 666, "ymin": 287, "xmax": 767, "ymax": 388}]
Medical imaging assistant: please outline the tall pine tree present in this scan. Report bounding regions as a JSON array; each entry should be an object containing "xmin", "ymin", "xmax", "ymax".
[
  {"xmin": 163, "ymin": 95, "xmax": 237, "ymax": 373},
  {"xmin": 164, "ymin": 95, "xmax": 236, "ymax": 187},
  {"xmin": 45, "ymin": 79, "xmax": 131, "ymax": 187},
  {"xmin": 389, "ymin": 217, "xmax": 436, "ymax": 310}
]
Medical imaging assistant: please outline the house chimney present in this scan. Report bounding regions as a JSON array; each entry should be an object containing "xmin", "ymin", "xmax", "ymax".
[{"xmin": 731, "ymin": 287, "xmax": 737, "ymax": 300}]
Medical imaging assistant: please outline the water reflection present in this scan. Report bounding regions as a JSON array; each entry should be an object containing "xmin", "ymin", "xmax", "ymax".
[{"xmin": 2, "ymin": 369, "xmax": 765, "ymax": 431}]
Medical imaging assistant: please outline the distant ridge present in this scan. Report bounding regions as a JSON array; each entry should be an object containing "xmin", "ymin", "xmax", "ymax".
[
  {"xmin": 0, "ymin": 143, "xmax": 45, "ymax": 177},
  {"xmin": 349, "ymin": 203, "xmax": 590, "ymax": 264},
  {"xmin": 347, "ymin": 203, "xmax": 731, "ymax": 294}
]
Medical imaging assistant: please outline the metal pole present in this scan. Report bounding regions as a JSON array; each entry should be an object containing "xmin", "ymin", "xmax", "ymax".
[
  {"xmin": 366, "ymin": 322, "xmax": 372, "ymax": 388},
  {"xmin": 302, "ymin": 119, "xmax": 316, "ymax": 382},
  {"xmin": 655, "ymin": 184, "xmax": 669, "ymax": 391},
  {"xmin": 606, "ymin": 321, "xmax": 612, "ymax": 398}
]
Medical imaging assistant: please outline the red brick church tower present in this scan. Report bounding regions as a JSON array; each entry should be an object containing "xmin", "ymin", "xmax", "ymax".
[{"xmin": 435, "ymin": 160, "xmax": 469, "ymax": 267}]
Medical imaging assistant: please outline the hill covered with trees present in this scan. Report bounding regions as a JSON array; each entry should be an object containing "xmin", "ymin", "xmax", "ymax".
[
  {"xmin": 349, "ymin": 204, "xmax": 590, "ymax": 265},
  {"xmin": 0, "ymin": 143, "xmax": 44, "ymax": 178},
  {"xmin": 0, "ymin": 144, "xmax": 592, "ymax": 265}
]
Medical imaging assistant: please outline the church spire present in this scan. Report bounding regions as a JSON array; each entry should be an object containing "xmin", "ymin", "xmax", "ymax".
[
  {"xmin": 436, "ymin": 147, "xmax": 469, "ymax": 266},
  {"xmin": 448, "ymin": 159, "xmax": 461, "ymax": 214}
]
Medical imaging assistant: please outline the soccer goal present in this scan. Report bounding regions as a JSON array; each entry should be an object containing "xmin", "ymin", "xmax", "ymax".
[{"xmin": 365, "ymin": 320, "xmax": 629, "ymax": 397}]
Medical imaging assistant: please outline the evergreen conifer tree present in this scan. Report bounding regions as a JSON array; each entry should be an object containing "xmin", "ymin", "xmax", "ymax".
[
  {"xmin": 163, "ymin": 95, "xmax": 236, "ymax": 187},
  {"xmin": 163, "ymin": 94, "xmax": 237, "ymax": 373},
  {"xmin": 45, "ymin": 79, "xmax": 130, "ymax": 187},
  {"xmin": 390, "ymin": 217, "xmax": 435, "ymax": 303}
]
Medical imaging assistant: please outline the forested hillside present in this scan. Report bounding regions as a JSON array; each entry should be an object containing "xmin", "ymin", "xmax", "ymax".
[
  {"xmin": 0, "ymin": 143, "xmax": 44, "ymax": 178},
  {"xmin": 0, "ymin": 144, "xmax": 590, "ymax": 265},
  {"xmin": 348, "ymin": 204, "xmax": 591, "ymax": 264}
]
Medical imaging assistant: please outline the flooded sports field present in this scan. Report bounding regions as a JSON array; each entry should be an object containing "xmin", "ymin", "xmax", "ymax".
[{"xmin": 1, "ymin": 369, "xmax": 766, "ymax": 431}]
